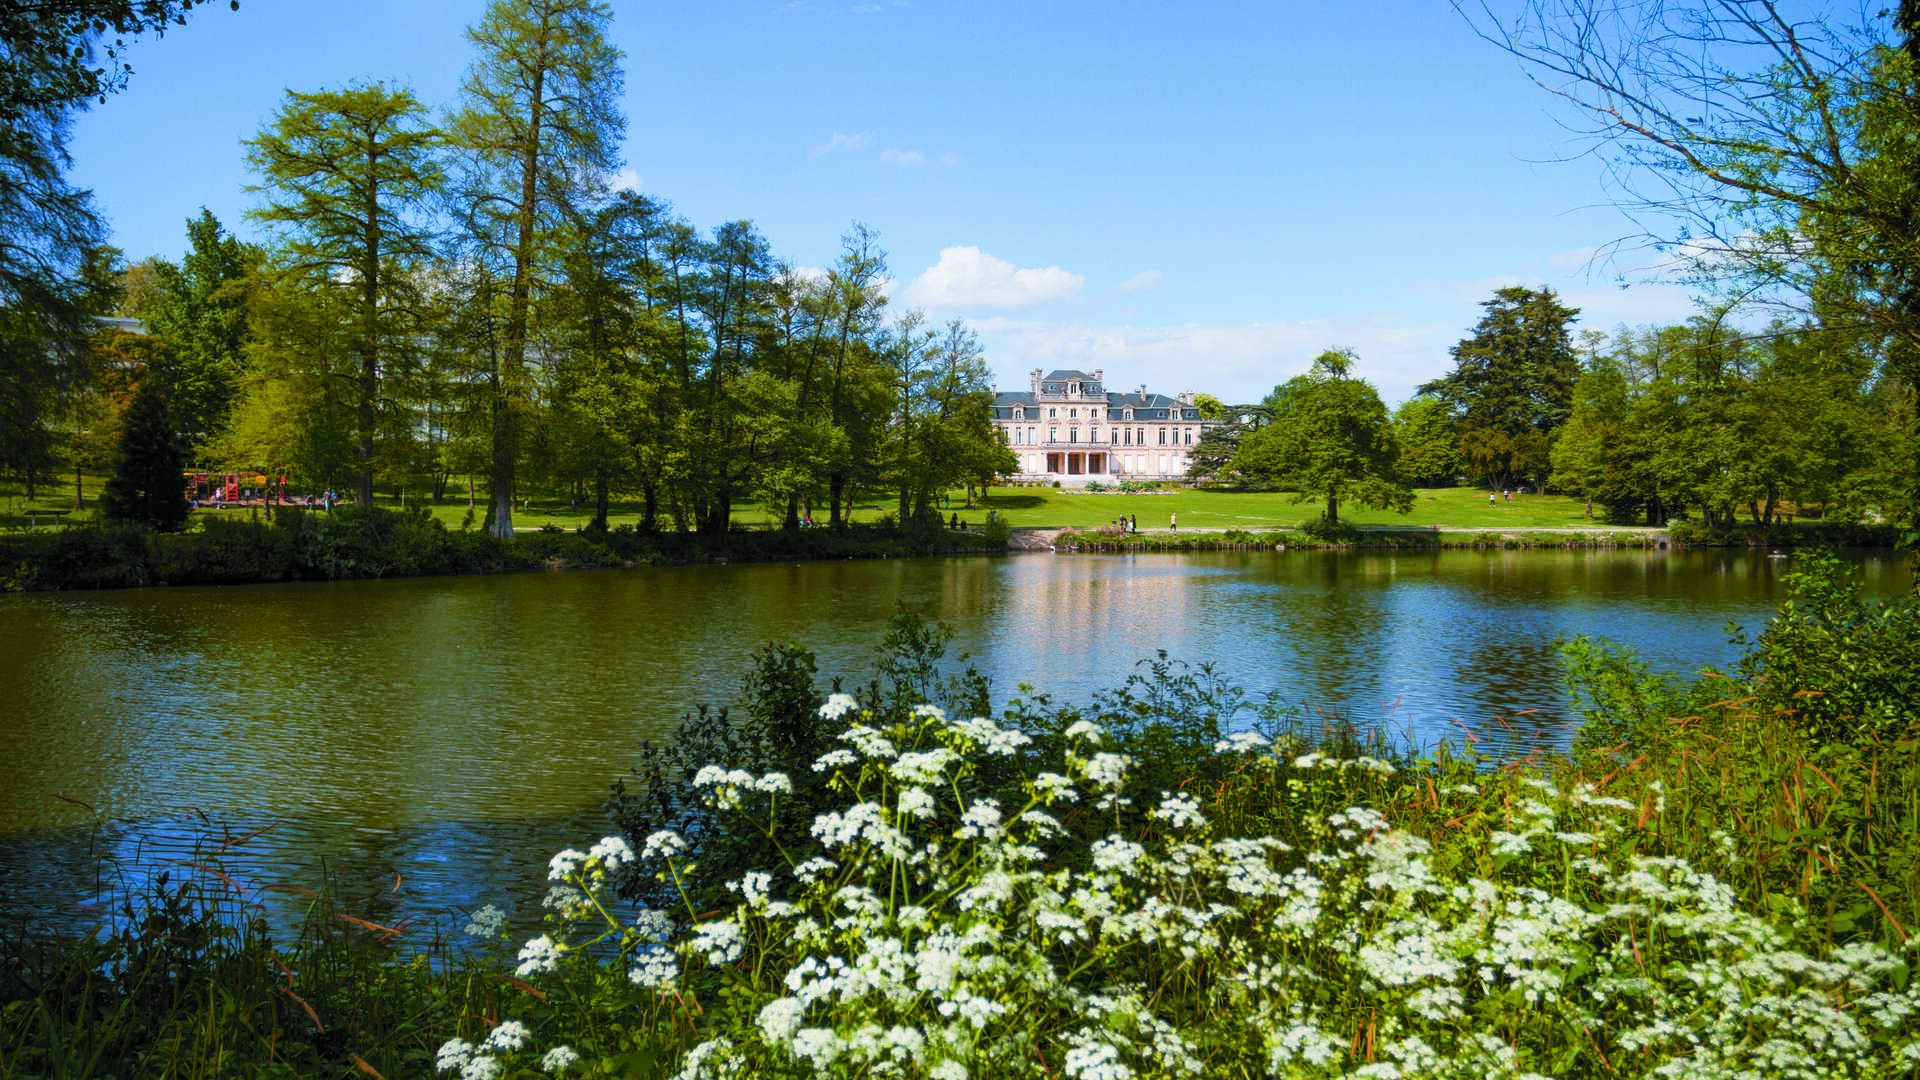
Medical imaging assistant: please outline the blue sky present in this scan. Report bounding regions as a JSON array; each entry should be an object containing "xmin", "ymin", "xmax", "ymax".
[{"xmin": 67, "ymin": 0, "xmax": 1715, "ymax": 405}]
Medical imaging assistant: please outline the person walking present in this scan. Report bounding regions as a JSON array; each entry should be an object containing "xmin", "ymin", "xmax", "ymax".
[
  {"xmin": 1489, "ymin": 490, "xmax": 1496, "ymax": 506},
  {"xmin": 1169, "ymin": 511, "xmax": 1177, "ymax": 531}
]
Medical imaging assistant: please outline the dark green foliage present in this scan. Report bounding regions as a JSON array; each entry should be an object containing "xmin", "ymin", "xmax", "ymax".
[
  {"xmin": 1735, "ymin": 550, "xmax": 1920, "ymax": 743},
  {"xmin": 100, "ymin": 380, "xmax": 188, "ymax": 531},
  {"xmin": 143, "ymin": 210, "xmax": 257, "ymax": 449},
  {"xmin": 1230, "ymin": 349, "xmax": 1412, "ymax": 523},
  {"xmin": 1421, "ymin": 286, "xmax": 1580, "ymax": 491}
]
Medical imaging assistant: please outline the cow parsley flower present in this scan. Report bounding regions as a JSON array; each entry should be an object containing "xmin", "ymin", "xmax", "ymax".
[
  {"xmin": 629, "ymin": 947, "xmax": 678, "ymax": 988},
  {"xmin": 461, "ymin": 1057, "xmax": 502, "ymax": 1080},
  {"xmin": 588, "ymin": 835, "xmax": 635, "ymax": 867},
  {"xmin": 540, "ymin": 1046, "xmax": 579, "ymax": 1073},
  {"xmin": 1083, "ymin": 752, "xmax": 1131, "ymax": 789},
  {"xmin": 693, "ymin": 919, "xmax": 745, "ymax": 965},
  {"xmin": 643, "ymin": 830, "xmax": 689, "ymax": 858},
  {"xmin": 819, "ymin": 693, "xmax": 859, "ymax": 720},
  {"xmin": 758, "ymin": 996, "xmax": 806, "ymax": 1043},
  {"xmin": 516, "ymin": 934, "xmax": 560, "ymax": 976},
  {"xmin": 812, "ymin": 749, "xmax": 857, "ymax": 771},
  {"xmin": 1214, "ymin": 730, "xmax": 1270, "ymax": 754},
  {"xmin": 547, "ymin": 849, "xmax": 587, "ymax": 880},
  {"xmin": 1150, "ymin": 791, "xmax": 1206, "ymax": 829},
  {"xmin": 463, "ymin": 904, "xmax": 508, "ymax": 937},
  {"xmin": 482, "ymin": 1020, "xmax": 530, "ymax": 1052},
  {"xmin": 898, "ymin": 786, "xmax": 937, "ymax": 820},
  {"xmin": 755, "ymin": 771, "xmax": 792, "ymax": 794},
  {"xmin": 436, "ymin": 1038, "xmax": 475, "ymax": 1073},
  {"xmin": 1063, "ymin": 719, "xmax": 1103, "ymax": 742}
]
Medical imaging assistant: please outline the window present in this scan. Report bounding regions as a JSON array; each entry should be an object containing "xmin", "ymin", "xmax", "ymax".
[
  {"xmin": 1158, "ymin": 428, "xmax": 1167, "ymax": 445},
  {"xmin": 1048, "ymin": 427, "xmax": 1058, "ymax": 443},
  {"xmin": 1069, "ymin": 427, "xmax": 1079, "ymax": 443},
  {"xmin": 999, "ymin": 429, "xmax": 1009, "ymax": 444},
  {"xmin": 1048, "ymin": 408, "xmax": 1057, "ymax": 418},
  {"xmin": 1123, "ymin": 429, "xmax": 1131, "ymax": 445},
  {"xmin": 1090, "ymin": 426, "xmax": 1099, "ymax": 441},
  {"xmin": 1124, "ymin": 408, "xmax": 1134, "ymax": 420},
  {"xmin": 1028, "ymin": 427, "xmax": 1036, "ymax": 444},
  {"xmin": 1185, "ymin": 428, "xmax": 1194, "ymax": 445},
  {"xmin": 1070, "ymin": 408, "xmax": 1078, "ymax": 419},
  {"xmin": 1013, "ymin": 407, "xmax": 1024, "ymax": 420},
  {"xmin": 1109, "ymin": 428, "xmax": 1118, "ymax": 444}
]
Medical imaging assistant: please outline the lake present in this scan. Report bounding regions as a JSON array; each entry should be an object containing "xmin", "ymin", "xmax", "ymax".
[{"xmin": 0, "ymin": 547, "xmax": 1906, "ymax": 931}]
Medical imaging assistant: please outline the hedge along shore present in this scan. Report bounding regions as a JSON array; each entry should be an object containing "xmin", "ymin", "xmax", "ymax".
[
  {"xmin": 1040, "ymin": 519, "xmax": 1907, "ymax": 553},
  {"xmin": 0, "ymin": 506, "xmax": 1010, "ymax": 593}
]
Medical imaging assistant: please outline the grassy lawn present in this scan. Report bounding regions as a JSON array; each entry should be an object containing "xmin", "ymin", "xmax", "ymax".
[
  {"xmin": 975, "ymin": 485, "xmax": 1629, "ymax": 532},
  {"xmin": 3, "ymin": 473, "xmax": 1627, "ymax": 535}
]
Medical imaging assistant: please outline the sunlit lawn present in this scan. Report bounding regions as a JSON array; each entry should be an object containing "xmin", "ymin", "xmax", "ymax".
[
  {"xmin": 974, "ymin": 484, "xmax": 1631, "ymax": 532},
  {"xmin": 3, "ymin": 474, "xmax": 1633, "ymax": 534}
]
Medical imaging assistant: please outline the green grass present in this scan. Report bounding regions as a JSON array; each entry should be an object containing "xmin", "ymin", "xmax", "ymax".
[{"xmin": 975, "ymin": 484, "xmax": 1633, "ymax": 532}]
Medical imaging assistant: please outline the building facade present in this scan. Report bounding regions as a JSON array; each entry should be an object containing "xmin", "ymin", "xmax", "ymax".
[{"xmin": 992, "ymin": 369, "xmax": 1215, "ymax": 485}]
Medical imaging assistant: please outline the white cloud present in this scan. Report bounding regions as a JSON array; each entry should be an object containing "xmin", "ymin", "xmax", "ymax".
[
  {"xmin": 880, "ymin": 147, "xmax": 924, "ymax": 166},
  {"xmin": 608, "ymin": 168, "xmax": 642, "ymax": 193},
  {"xmin": 809, "ymin": 130, "xmax": 874, "ymax": 158},
  {"xmin": 901, "ymin": 247, "xmax": 1085, "ymax": 308},
  {"xmin": 1115, "ymin": 269, "xmax": 1163, "ymax": 294}
]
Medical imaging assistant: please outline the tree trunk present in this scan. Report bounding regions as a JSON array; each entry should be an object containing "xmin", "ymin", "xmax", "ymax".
[
  {"xmin": 1326, "ymin": 494, "xmax": 1340, "ymax": 524},
  {"xmin": 592, "ymin": 475, "xmax": 610, "ymax": 532},
  {"xmin": 828, "ymin": 471, "xmax": 847, "ymax": 528},
  {"xmin": 74, "ymin": 464, "xmax": 83, "ymax": 511},
  {"xmin": 640, "ymin": 479, "xmax": 658, "ymax": 534},
  {"xmin": 467, "ymin": 473, "xmax": 475, "ymax": 510},
  {"xmin": 1584, "ymin": 497, "xmax": 1592, "ymax": 518},
  {"xmin": 783, "ymin": 494, "xmax": 799, "ymax": 531}
]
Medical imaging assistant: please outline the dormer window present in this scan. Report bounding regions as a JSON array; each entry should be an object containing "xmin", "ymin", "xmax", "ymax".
[
  {"xmin": 1124, "ymin": 408, "xmax": 1134, "ymax": 420},
  {"xmin": 1013, "ymin": 407, "xmax": 1024, "ymax": 420}
]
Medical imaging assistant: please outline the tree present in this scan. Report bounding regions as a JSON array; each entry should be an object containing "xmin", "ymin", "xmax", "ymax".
[
  {"xmin": 448, "ymin": 0, "xmax": 623, "ymax": 540},
  {"xmin": 1184, "ymin": 401, "xmax": 1270, "ymax": 482},
  {"xmin": 1391, "ymin": 395, "xmax": 1462, "ymax": 487},
  {"xmin": 144, "ymin": 209, "xmax": 258, "ymax": 451},
  {"xmin": 0, "ymin": 5, "xmax": 234, "ymax": 489},
  {"xmin": 1420, "ymin": 285, "xmax": 1580, "ymax": 491},
  {"xmin": 1231, "ymin": 348, "xmax": 1413, "ymax": 524},
  {"xmin": 245, "ymin": 81, "xmax": 443, "ymax": 507},
  {"xmin": 100, "ymin": 378, "xmax": 187, "ymax": 530},
  {"xmin": 1461, "ymin": 1, "xmax": 1920, "ymax": 543}
]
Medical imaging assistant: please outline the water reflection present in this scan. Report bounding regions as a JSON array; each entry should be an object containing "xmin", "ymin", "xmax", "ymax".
[{"xmin": 0, "ymin": 548, "xmax": 1906, "ymax": 930}]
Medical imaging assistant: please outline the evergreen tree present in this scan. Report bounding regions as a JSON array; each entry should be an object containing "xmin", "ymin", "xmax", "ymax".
[
  {"xmin": 1420, "ymin": 286, "xmax": 1580, "ymax": 491},
  {"xmin": 101, "ymin": 379, "xmax": 188, "ymax": 531},
  {"xmin": 1232, "ymin": 348, "xmax": 1412, "ymax": 525}
]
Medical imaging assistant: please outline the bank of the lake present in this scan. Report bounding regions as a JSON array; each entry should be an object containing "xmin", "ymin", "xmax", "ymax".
[{"xmin": 0, "ymin": 505, "xmax": 1008, "ymax": 592}]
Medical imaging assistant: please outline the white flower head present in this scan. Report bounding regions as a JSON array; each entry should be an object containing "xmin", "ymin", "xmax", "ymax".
[
  {"xmin": 819, "ymin": 692, "xmax": 860, "ymax": 720},
  {"xmin": 546, "ymin": 849, "xmax": 587, "ymax": 880},
  {"xmin": 628, "ymin": 946, "xmax": 678, "ymax": 988},
  {"xmin": 461, "ymin": 1055, "xmax": 502, "ymax": 1080},
  {"xmin": 436, "ymin": 1038, "xmax": 475, "ymax": 1073},
  {"xmin": 1214, "ymin": 730, "xmax": 1270, "ymax": 754},
  {"xmin": 515, "ymin": 934, "xmax": 561, "ymax": 977},
  {"xmin": 463, "ymin": 904, "xmax": 508, "ymax": 938},
  {"xmin": 643, "ymin": 830, "xmax": 689, "ymax": 859},
  {"xmin": 541, "ymin": 1046, "xmax": 579, "ymax": 1073},
  {"xmin": 588, "ymin": 835, "xmax": 635, "ymax": 867},
  {"xmin": 482, "ymin": 1019, "xmax": 530, "ymax": 1052}
]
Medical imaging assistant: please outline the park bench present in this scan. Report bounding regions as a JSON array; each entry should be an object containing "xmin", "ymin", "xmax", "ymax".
[{"xmin": 25, "ymin": 509, "xmax": 72, "ymax": 529}]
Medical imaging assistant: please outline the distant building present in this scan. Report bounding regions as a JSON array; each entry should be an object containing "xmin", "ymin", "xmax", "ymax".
[{"xmin": 992, "ymin": 368, "xmax": 1215, "ymax": 485}]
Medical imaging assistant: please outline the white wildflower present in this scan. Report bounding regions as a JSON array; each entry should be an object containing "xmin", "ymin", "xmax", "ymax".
[
  {"xmin": 461, "ymin": 1057, "xmax": 501, "ymax": 1080},
  {"xmin": 1214, "ymin": 730, "xmax": 1269, "ymax": 754},
  {"xmin": 436, "ymin": 1038, "xmax": 475, "ymax": 1073},
  {"xmin": 482, "ymin": 1020, "xmax": 530, "ymax": 1052},
  {"xmin": 642, "ymin": 830, "xmax": 689, "ymax": 859},
  {"xmin": 540, "ymin": 1046, "xmax": 579, "ymax": 1073},
  {"xmin": 693, "ymin": 919, "xmax": 745, "ymax": 965},
  {"xmin": 628, "ymin": 947, "xmax": 678, "ymax": 988},
  {"xmin": 819, "ymin": 693, "xmax": 859, "ymax": 719},
  {"xmin": 898, "ymin": 786, "xmax": 937, "ymax": 820},
  {"xmin": 588, "ymin": 835, "xmax": 635, "ymax": 867},
  {"xmin": 1063, "ymin": 719, "xmax": 1103, "ymax": 742},
  {"xmin": 1150, "ymin": 791, "xmax": 1206, "ymax": 829},
  {"xmin": 546, "ymin": 849, "xmax": 587, "ymax": 880},
  {"xmin": 755, "ymin": 771, "xmax": 793, "ymax": 794},
  {"xmin": 463, "ymin": 904, "xmax": 508, "ymax": 937},
  {"xmin": 758, "ymin": 996, "xmax": 807, "ymax": 1043},
  {"xmin": 515, "ymin": 934, "xmax": 560, "ymax": 976},
  {"xmin": 1083, "ymin": 751, "xmax": 1131, "ymax": 789},
  {"xmin": 812, "ymin": 748, "xmax": 857, "ymax": 771}
]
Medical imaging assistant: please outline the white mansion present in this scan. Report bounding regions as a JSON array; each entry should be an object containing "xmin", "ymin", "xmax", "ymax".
[{"xmin": 994, "ymin": 369, "xmax": 1216, "ymax": 485}]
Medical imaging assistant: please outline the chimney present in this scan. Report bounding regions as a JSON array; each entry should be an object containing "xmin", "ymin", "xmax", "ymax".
[
  {"xmin": 1030, "ymin": 368, "xmax": 1043, "ymax": 395},
  {"xmin": 1092, "ymin": 368, "xmax": 1104, "ymax": 384}
]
